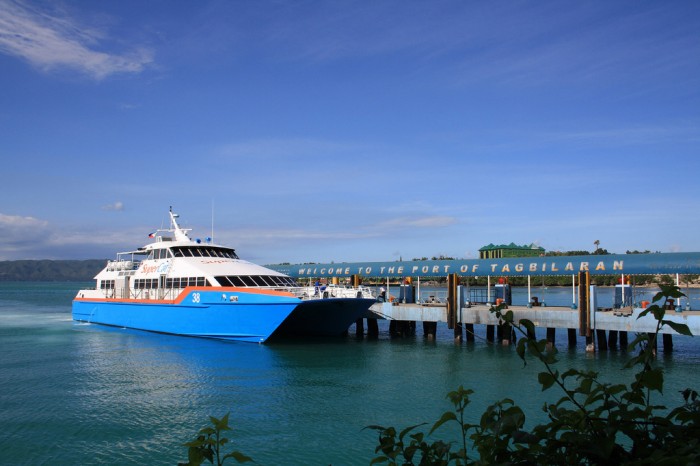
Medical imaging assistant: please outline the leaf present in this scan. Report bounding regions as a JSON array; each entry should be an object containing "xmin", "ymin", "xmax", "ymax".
[
  {"xmin": 199, "ymin": 426, "xmax": 215, "ymax": 436},
  {"xmin": 521, "ymin": 319, "xmax": 536, "ymax": 338},
  {"xmin": 639, "ymin": 367, "xmax": 664, "ymax": 393},
  {"xmin": 399, "ymin": 423, "xmax": 425, "ymax": 440},
  {"xmin": 661, "ymin": 320, "xmax": 693, "ymax": 336},
  {"xmin": 370, "ymin": 456, "xmax": 389, "ymax": 465},
  {"xmin": 516, "ymin": 338, "xmax": 527, "ymax": 362},
  {"xmin": 430, "ymin": 412, "xmax": 457, "ymax": 434},
  {"xmin": 651, "ymin": 305, "xmax": 666, "ymax": 322},
  {"xmin": 538, "ymin": 372, "xmax": 557, "ymax": 391},
  {"xmin": 223, "ymin": 451, "xmax": 253, "ymax": 463},
  {"xmin": 186, "ymin": 447, "xmax": 206, "ymax": 466}
]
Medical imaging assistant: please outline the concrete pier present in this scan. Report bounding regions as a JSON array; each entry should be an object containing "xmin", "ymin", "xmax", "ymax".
[{"xmin": 368, "ymin": 302, "xmax": 700, "ymax": 338}]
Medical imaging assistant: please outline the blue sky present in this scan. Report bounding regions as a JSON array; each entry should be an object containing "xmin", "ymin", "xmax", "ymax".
[{"xmin": 0, "ymin": 0, "xmax": 698, "ymax": 264}]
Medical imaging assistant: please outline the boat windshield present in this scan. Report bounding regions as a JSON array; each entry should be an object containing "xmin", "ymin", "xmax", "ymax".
[
  {"xmin": 171, "ymin": 246, "xmax": 239, "ymax": 259},
  {"xmin": 215, "ymin": 275, "xmax": 298, "ymax": 287}
]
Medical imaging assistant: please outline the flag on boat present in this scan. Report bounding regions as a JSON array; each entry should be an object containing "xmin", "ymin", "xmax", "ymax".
[{"xmin": 148, "ymin": 231, "xmax": 156, "ymax": 238}]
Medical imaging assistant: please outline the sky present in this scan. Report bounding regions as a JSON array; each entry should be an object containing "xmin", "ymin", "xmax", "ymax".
[{"xmin": 0, "ymin": 0, "xmax": 699, "ymax": 265}]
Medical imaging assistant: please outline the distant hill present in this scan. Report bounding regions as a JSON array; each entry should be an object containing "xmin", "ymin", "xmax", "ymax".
[{"xmin": 0, "ymin": 260, "xmax": 106, "ymax": 281}]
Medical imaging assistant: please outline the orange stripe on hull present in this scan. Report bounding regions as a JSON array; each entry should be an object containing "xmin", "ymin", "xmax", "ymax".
[{"xmin": 73, "ymin": 286, "xmax": 297, "ymax": 304}]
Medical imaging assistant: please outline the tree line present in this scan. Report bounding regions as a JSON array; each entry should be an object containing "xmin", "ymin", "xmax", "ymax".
[{"xmin": 0, "ymin": 260, "xmax": 106, "ymax": 281}]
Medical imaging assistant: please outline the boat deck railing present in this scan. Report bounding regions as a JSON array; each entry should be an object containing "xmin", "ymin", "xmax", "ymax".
[{"xmin": 290, "ymin": 285, "xmax": 376, "ymax": 300}]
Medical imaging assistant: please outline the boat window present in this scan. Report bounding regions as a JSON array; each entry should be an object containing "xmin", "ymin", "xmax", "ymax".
[
  {"xmin": 270, "ymin": 276, "xmax": 286, "ymax": 286},
  {"xmin": 216, "ymin": 276, "xmax": 231, "ymax": 286},
  {"xmin": 239, "ymin": 276, "xmax": 256, "ymax": 286},
  {"xmin": 214, "ymin": 275, "xmax": 251, "ymax": 287},
  {"xmin": 252, "ymin": 276, "xmax": 268, "ymax": 286},
  {"xmin": 264, "ymin": 276, "xmax": 279, "ymax": 286},
  {"xmin": 230, "ymin": 276, "xmax": 245, "ymax": 286},
  {"xmin": 279, "ymin": 277, "xmax": 290, "ymax": 286}
]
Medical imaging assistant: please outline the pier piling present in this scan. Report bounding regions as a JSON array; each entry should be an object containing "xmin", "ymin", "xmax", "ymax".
[
  {"xmin": 465, "ymin": 323, "xmax": 475, "ymax": 342},
  {"xmin": 486, "ymin": 325, "xmax": 495, "ymax": 342},
  {"xmin": 423, "ymin": 321, "xmax": 437, "ymax": 340},
  {"xmin": 355, "ymin": 318, "xmax": 364, "ymax": 337},
  {"xmin": 546, "ymin": 328, "xmax": 556, "ymax": 348},
  {"xmin": 663, "ymin": 333, "xmax": 673, "ymax": 353},
  {"xmin": 367, "ymin": 318, "xmax": 379, "ymax": 338},
  {"xmin": 596, "ymin": 330, "xmax": 608, "ymax": 351},
  {"xmin": 619, "ymin": 331, "xmax": 628, "ymax": 350}
]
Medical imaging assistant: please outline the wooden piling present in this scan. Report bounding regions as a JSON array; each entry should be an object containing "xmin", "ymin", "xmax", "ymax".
[
  {"xmin": 663, "ymin": 333, "xmax": 673, "ymax": 353},
  {"xmin": 596, "ymin": 329, "xmax": 608, "ymax": 351},
  {"xmin": 619, "ymin": 331, "xmax": 628, "ymax": 350},
  {"xmin": 423, "ymin": 321, "xmax": 437, "ymax": 340},
  {"xmin": 568, "ymin": 328, "xmax": 577, "ymax": 348},
  {"xmin": 447, "ymin": 273, "xmax": 462, "ymax": 342},
  {"xmin": 465, "ymin": 323, "xmax": 475, "ymax": 342},
  {"xmin": 578, "ymin": 271, "xmax": 591, "ymax": 338},
  {"xmin": 486, "ymin": 325, "xmax": 495, "ymax": 342},
  {"xmin": 355, "ymin": 318, "xmax": 364, "ymax": 337},
  {"xmin": 367, "ymin": 318, "xmax": 379, "ymax": 338},
  {"xmin": 546, "ymin": 328, "xmax": 556, "ymax": 347},
  {"xmin": 607, "ymin": 330, "xmax": 618, "ymax": 350}
]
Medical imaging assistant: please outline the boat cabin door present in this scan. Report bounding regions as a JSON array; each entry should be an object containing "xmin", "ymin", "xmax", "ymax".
[
  {"xmin": 116, "ymin": 276, "xmax": 130, "ymax": 299},
  {"xmin": 159, "ymin": 274, "xmax": 166, "ymax": 300}
]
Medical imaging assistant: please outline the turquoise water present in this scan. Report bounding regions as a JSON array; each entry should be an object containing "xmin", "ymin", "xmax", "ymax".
[{"xmin": 1, "ymin": 282, "xmax": 699, "ymax": 465}]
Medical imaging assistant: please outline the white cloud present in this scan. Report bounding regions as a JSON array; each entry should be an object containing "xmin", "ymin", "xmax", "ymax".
[
  {"xmin": 101, "ymin": 201, "xmax": 124, "ymax": 211},
  {"xmin": 377, "ymin": 216, "xmax": 458, "ymax": 230},
  {"xmin": 0, "ymin": 0, "xmax": 153, "ymax": 79},
  {"xmin": 0, "ymin": 212, "xmax": 48, "ymax": 230},
  {"xmin": 0, "ymin": 213, "xmax": 50, "ymax": 258}
]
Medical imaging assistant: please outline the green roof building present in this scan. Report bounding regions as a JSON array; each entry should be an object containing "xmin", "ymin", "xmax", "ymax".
[{"xmin": 479, "ymin": 243, "xmax": 545, "ymax": 259}]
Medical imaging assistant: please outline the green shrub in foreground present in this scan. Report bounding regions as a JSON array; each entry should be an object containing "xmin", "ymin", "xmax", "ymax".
[{"xmin": 367, "ymin": 285, "xmax": 699, "ymax": 465}]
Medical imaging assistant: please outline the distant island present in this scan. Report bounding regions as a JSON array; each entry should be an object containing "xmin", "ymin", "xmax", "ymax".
[{"xmin": 0, "ymin": 260, "xmax": 106, "ymax": 281}]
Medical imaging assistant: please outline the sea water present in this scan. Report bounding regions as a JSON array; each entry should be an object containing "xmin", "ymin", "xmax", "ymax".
[{"xmin": 1, "ymin": 282, "xmax": 699, "ymax": 465}]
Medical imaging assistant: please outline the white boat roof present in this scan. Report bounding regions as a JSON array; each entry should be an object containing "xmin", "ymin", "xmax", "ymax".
[{"xmin": 98, "ymin": 208, "xmax": 289, "ymax": 280}]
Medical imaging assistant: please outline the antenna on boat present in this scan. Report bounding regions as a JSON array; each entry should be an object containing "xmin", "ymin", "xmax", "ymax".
[
  {"xmin": 168, "ymin": 206, "xmax": 191, "ymax": 242},
  {"xmin": 211, "ymin": 198, "xmax": 215, "ymax": 243}
]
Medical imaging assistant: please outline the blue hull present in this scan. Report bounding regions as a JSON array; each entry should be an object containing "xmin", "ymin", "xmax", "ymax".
[{"xmin": 72, "ymin": 288, "xmax": 300, "ymax": 343}]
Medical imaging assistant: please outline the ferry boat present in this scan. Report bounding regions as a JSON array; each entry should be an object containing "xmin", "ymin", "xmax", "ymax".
[{"xmin": 72, "ymin": 209, "xmax": 377, "ymax": 343}]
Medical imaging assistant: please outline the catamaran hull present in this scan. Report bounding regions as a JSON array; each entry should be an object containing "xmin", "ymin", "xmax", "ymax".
[
  {"xmin": 73, "ymin": 289, "xmax": 379, "ymax": 343},
  {"xmin": 271, "ymin": 297, "xmax": 378, "ymax": 339}
]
